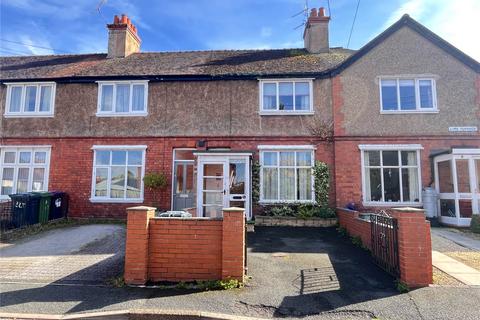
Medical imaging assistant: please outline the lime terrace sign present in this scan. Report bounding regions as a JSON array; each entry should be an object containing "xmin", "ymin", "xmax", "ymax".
[{"xmin": 448, "ymin": 127, "xmax": 478, "ymax": 132}]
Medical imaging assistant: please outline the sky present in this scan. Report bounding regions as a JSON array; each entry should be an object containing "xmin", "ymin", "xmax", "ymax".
[{"xmin": 0, "ymin": 0, "xmax": 479, "ymax": 61}]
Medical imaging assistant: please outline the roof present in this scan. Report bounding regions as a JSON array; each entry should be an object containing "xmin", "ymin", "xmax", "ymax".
[
  {"xmin": 333, "ymin": 14, "xmax": 480, "ymax": 75},
  {"xmin": 1, "ymin": 15, "xmax": 478, "ymax": 82},
  {"xmin": 0, "ymin": 48, "xmax": 354, "ymax": 82}
]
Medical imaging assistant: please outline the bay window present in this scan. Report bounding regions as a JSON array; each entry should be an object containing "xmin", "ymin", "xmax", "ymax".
[
  {"xmin": 0, "ymin": 146, "xmax": 51, "ymax": 199},
  {"xmin": 91, "ymin": 146, "xmax": 146, "ymax": 202},
  {"xmin": 360, "ymin": 145, "xmax": 422, "ymax": 205},
  {"xmin": 260, "ymin": 146, "xmax": 314, "ymax": 202},
  {"xmin": 97, "ymin": 81, "xmax": 148, "ymax": 116},
  {"xmin": 380, "ymin": 77, "xmax": 437, "ymax": 112}
]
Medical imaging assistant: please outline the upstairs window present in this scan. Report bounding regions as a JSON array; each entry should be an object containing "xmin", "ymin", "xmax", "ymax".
[
  {"xmin": 97, "ymin": 81, "xmax": 148, "ymax": 116},
  {"xmin": 260, "ymin": 80, "xmax": 313, "ymax": 114},
  {"xmin": 380, "ymin": 78, "xmax": 437, "ymax": 112},
  {"xmin": 4, "ymin": 83, "xmax": 55, "ymax": 117}
]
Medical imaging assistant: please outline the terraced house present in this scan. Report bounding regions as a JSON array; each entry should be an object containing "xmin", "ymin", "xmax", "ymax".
[{"xmin": 1, "ymin": 8, "xmax": 479, "ymax": 227}]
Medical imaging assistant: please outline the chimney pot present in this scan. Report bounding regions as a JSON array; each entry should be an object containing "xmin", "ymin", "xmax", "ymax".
[
  {"xmin": 310, "ymin": 8, "xmax": 317, "ymax": 17},
  {"xmin": 114, "ymin": 15, "xmax": 119, "ymax": 24},
  {"xmin": 121, "ymin": 14, "xmax": 127, "ymax": 24},
  {"xmin": 319, "ymin": 7, "xmax": 326, "ymax": 17}
]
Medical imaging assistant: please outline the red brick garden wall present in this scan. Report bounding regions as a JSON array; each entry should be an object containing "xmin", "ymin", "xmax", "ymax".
[
  {"xmin": 336, "ymin": 207, "xmax": 432, "ymax": 288},
  {"xmin": 124, "ymin": 206, "xmax": 245, "ymax": 285}
]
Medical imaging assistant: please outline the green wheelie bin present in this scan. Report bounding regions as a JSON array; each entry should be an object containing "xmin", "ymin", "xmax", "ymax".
[{"xmin": 32, "ymin": 192, "xmax": 52, "ymax": 224}]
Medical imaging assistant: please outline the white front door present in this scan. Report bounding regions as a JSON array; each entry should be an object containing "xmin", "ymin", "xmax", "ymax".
[{"xmin": 197, "ymin": 155, "xmax": 250, "ymax": 219}]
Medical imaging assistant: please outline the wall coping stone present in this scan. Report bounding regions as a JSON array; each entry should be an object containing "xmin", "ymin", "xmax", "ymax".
[
  {"xmin": 152, "ymin": 217, "xmax": 223, "ymax": 221},
  {"xmin": 392, "ymin": 207, "xmax": 425, "ymax": 212},
  {"xmin": 126, "ymin": 206, "xmax": 156, "ymax": 211},
  {"xmin": 223, "ymin": 207, "xmax": 246, "ymax": 212}
]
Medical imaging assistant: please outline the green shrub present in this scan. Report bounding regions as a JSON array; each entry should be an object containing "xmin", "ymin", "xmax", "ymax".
[
  {"xmin": 471, "ymin": 215, "xmax": 480, "ymax": 234},
  {"xmin": 351, "ymin": 235, "xmax": 363, "ymax": 247},
  {"xmin": 143, "ymin": 172, "xmax": 167, "ymax": 207},
  {"xmin": 269, "ymin": 205, "xmax": 295, "ymax": 217},
  {"xmin": 313, "ymin": 162, "xmax": 330, "ymax": 207},
  {"xmin": 337, "ymin": 226, "xmax": 348, "ymax": 237},
  {"xmin": 312, "ymin": 206, "xmax": 336, "ymax": 218}
]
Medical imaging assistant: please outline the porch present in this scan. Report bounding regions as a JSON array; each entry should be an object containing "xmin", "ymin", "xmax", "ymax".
[{"xmin": 434, "ymin": 148, "xmax": 480, "ymax": 227}]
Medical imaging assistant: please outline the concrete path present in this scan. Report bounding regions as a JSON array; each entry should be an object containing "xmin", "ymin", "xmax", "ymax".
[
  {"xmin": 432, "ymin": 251, "xmax": 480, "ymax": 286},
  {"xmin": 431, "ymin": 228, "xmax": 480, "ymax": 251},
  {"xmin": 0, "ymin": 224, "xmax": 125, "ymax": 285}
]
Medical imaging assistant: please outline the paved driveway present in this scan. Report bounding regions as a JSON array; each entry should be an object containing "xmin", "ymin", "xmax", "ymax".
[
  {"xmin": 0, "ymin": 224, "xmax": 125, "ymax": 285},
  {"xmin": 2, "ymin": 226, "xmax": 480, "ymax": 319}
]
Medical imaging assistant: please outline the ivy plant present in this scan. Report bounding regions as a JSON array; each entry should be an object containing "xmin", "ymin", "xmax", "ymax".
[
  {"xmin": 251, "ymin": 161, "xmax": 261, "ymax": 204},
  {"xmin": 313, "ymin": 161, "xmax": 330, "ymax": 207}
]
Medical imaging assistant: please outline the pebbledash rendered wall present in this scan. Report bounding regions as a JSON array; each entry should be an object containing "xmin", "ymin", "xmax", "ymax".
[{"xmin": 0, "ymin": 137, "xmax": 334, "ymax": 219}]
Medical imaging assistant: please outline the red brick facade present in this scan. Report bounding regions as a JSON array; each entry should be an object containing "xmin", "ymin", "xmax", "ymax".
[
  {"xmin": 1, "ymin": 137, "xmax": 334, "ymax": 219},
  {"xmin": 124, "ymin": 206, "xmax": 245, "ymax": 285},
  {"xmin": 333, "ymin": 137, "xmax": 480, "ymax": 210}
]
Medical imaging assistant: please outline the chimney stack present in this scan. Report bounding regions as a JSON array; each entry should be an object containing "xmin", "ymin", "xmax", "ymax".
[
  {"xmin": 303, "ymin": 7, "xmax": 330, "ymax": 53},
  {"xmin": 107, "ymin": 14, "xmax": 141, "ymax": 58}
]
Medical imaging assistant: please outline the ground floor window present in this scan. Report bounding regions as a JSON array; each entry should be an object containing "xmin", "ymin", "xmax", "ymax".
[
  {"xmin": 0, "ymin": 146, "xmax": 51, "ymax": 198},
  {"xmin": 90, "ymin": 146, "xmax": 146, "ymax": 202},
  {"xmin": 259, "ymin": 146, "xmax": 314, "ymax": 203},
  {"xmin": 360, "ymin": 145, "xmax": 422, "ymax": 205}
]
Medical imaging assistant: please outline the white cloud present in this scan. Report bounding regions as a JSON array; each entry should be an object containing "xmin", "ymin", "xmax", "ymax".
[
  {"xmin": 380, "ymin": 0, "xmax": 480, "ymax": 61},
  {"xmin": 19, "ymin": 35, "xmax": 54, "ymax": 55}
]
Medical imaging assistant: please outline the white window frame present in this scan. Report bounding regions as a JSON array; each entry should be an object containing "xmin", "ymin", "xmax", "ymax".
[
  {"xmin": 258, "ymin": 145, "xmax": 315, "ymax": 204},
  {"xmin": 96, "ymin": 81, "xmax": 149, "ymax": 117},
  {"xmin": 90, "ymin": 145, "xmax": 147, "ymax": 203},
  {"xmin": 0, "ymin": 145, "xmax": 51, "ymax": 200},
  {"xmin": 259, "ymin": 79, "xmax": 314, "ymax": 115},
  {"xmin": 3, "ymin": 82, "xmax": 56, "ymax": 117},
  {"xmin": 379, "ymin": 77, "xmax": 438, "ymax": 113},
  {"xmin": 359, "ymin": 144, "xmax": 423, "ymax": 207}
]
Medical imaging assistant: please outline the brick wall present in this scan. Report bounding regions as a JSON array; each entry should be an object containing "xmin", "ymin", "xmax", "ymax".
[
  {"xmin": 336, "ymin": 207, "xmax": 432, "ymax": 288},
  {"xmin": 336, "ymin": 208, "xmax": 372, "ymax": 249},
  {"xmin": 1, "ymin": 137, "xmax": 333, "ymax": 219},
  {"xmin": 124, "ymin": 206, "xmax": 245, "ymax": 285}
]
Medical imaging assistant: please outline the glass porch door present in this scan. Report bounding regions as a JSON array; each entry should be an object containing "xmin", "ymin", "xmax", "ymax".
[
  {"xmin": 435, "ymin": 153, "xmax": 480, "ymax": 226},
  {"xmin": 197, "ymin": 154, "xmax": 251, "ymax": 219}
]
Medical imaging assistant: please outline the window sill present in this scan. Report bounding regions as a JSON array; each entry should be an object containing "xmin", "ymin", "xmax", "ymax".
[
  {"xmin": 258, "ymin": 200, "xmax": 315, "ymax": 204},
  {"xmin": 95, "ymin": 112, "xmax": 148, "ymax": 117},
  {"xmin": 4, "ymin": 113, "xmax": 54, "ymax": 118},
  {"xmin": 259, "ymin": 111, "xmax": 314, "ymax": 116},
  {"xmin": 380, "ymin": 110, "xmax": 438, "ymax": 114},
  {"xmin": 89, "ymin": 198, "xmax": 144, "ymax": 204},
  {"xmin": 362, "ymin": 202, "xmax": 422, "ymax": 207}
]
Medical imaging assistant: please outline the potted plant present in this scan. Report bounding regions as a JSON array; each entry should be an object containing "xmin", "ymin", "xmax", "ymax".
[{"xmin": 143, "ymin": 172, "xmax": 167, "ymax": 209}]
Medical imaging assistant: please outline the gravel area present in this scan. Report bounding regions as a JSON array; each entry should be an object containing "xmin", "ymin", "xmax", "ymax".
[
  {"xmin": 444, "ymin": 252, "xmax": 480, "ymax": 271},
  {"xmin": 432, "ymin": 267, "xmax": 464, "ymax": 286}
]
